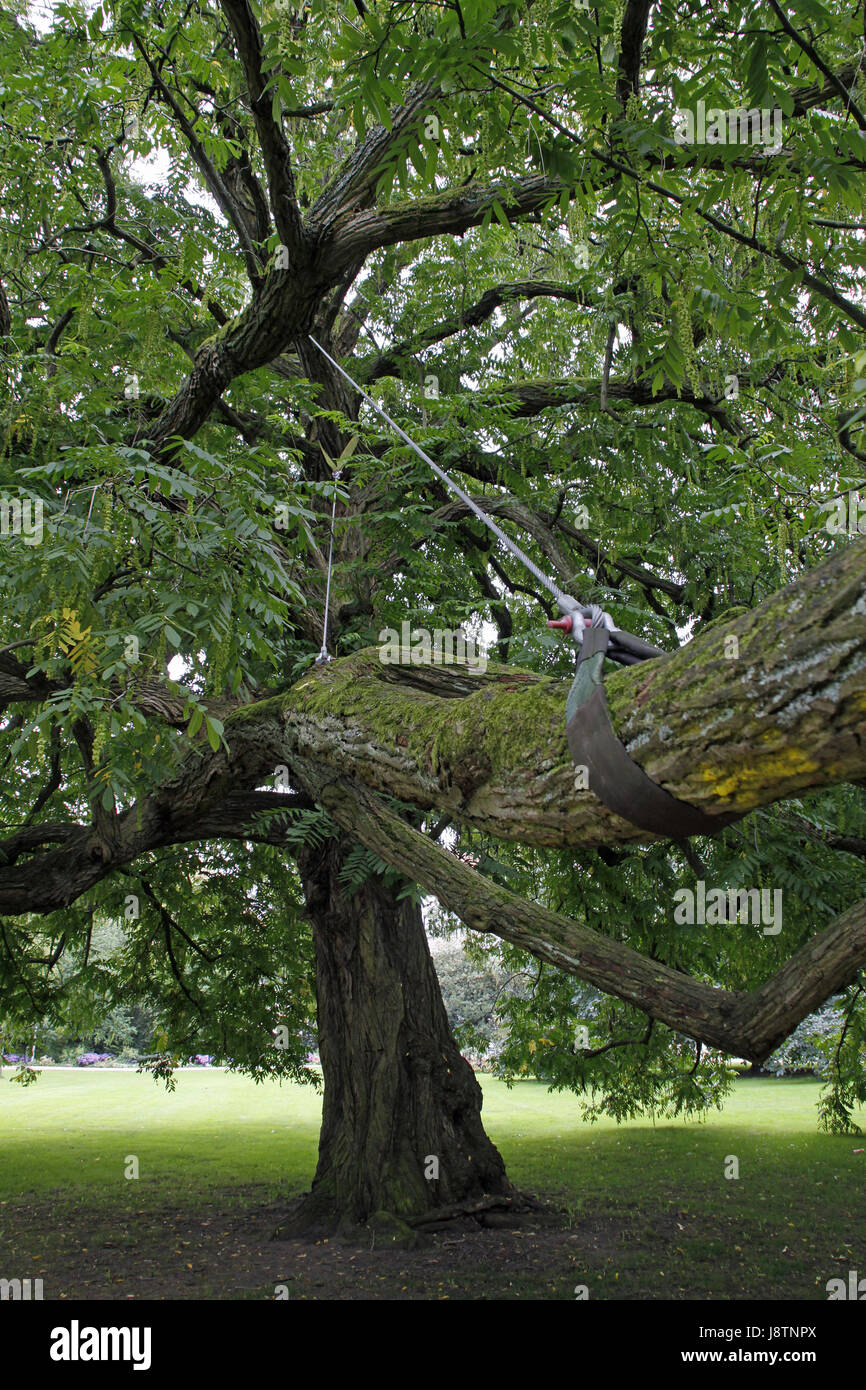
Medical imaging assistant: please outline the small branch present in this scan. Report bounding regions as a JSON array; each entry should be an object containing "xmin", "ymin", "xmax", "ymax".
[
  {"xmin": 131, "ymin": 33, "xmax": 264, "ymax": 284},
  {"xmin": 218, "ymin": 0, "xmax": 305, "ymax": 261},
  {"xmin": 767, "ymin": 0, "xmax": 866, "ymax": 131}
]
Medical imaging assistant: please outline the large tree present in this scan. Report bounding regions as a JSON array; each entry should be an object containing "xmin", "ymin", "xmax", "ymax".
[{"xmin": 1, "ymin": 0, "xmax": 865, "ymax": 1234}]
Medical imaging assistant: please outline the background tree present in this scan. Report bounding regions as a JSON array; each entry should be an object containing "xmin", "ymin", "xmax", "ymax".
[{"xmin": 1, "ymin": 0, "xmax": 865, "ymax": 1235}]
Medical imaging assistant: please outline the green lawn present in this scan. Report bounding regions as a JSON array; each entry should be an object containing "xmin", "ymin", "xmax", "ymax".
[
  {"xmin": 0, "ymin": 1068, "xmax": 322, "ymax": 1200},
  {"xmin": 0, "ymin": 1069, "xmax": 863, "ymax": 1299}
]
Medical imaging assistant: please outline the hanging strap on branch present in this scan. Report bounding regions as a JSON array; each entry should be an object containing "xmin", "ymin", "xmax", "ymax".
[{"xmin": 564, "ymin": 613, "xmax": 743, "ymax": 839}]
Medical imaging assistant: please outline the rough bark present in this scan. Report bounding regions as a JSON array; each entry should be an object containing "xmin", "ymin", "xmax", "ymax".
[{"xmin": 280, "ymin": 838, "xmax": 511, "ymax": 1236}]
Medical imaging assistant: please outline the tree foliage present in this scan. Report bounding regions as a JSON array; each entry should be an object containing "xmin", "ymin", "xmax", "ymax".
[{"xmin": 1, "ymin": 0, "xmax": 865, "ymax": 1129}]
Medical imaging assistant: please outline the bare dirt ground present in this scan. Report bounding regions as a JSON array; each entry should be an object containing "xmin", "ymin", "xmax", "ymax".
[
  {"xmin": 1, "ymin": 1191, "xmax": 588, "ymax": 1300},
  {"xmin": 0, "ymin": 1186, "xmax": 828, "ymax": 1300}
]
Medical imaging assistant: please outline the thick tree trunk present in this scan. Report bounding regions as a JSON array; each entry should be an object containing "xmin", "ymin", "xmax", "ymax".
[{"xmin": 283, "ymin": 838, "xmax": 512, "ymax": 1238}]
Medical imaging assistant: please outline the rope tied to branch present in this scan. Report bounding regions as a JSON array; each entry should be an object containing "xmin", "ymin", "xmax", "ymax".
[{"xmin": 315, "ymin": 468, "xmax": 341, "ymax": 666}]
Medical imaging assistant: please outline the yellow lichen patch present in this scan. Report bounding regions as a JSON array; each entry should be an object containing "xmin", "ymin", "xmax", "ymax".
[
  {"xmin": 699, "ymin": 746, "xmax": 820, "ymax": 802},
  {"xmin": 759, "ymin": 727, "xmax": 786, "ymax": 743}
]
